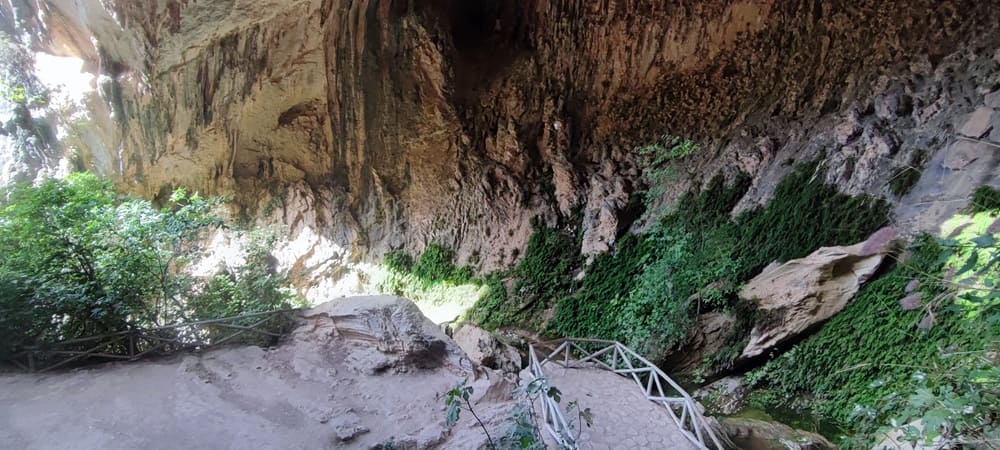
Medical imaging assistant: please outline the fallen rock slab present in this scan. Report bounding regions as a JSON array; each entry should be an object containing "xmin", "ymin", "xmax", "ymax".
[
  {"xmin": 301, "ymin": 295, "xmax": 466, "ymax": 374},
  {"xmin": 740, "ymin": 233, "xmax": 891, "ymax": 360}
]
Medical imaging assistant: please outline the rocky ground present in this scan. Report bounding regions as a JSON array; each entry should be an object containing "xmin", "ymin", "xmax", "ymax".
[{"xmin": 0, "ymin": 297, "xmax": 517, "ymax": 450}]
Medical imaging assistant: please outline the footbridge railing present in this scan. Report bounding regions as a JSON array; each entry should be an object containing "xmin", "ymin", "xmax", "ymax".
[
  {"xmin": 4, "ymin": 309, "xmax": 300, "ymax": 373},
  {"xmin": 528, "ymin": 338, "xmax": 724, "ymax": 450}
]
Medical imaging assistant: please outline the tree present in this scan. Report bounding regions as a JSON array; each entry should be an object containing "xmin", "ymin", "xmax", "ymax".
[{"xmin": 0, "ymin": 173, "xmax": 221, "ymax": 355}]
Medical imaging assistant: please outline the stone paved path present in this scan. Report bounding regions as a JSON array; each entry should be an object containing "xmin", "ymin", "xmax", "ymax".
[{"xmin": 539, "ymin": 366, "xmax": 697, "ymax": 449}]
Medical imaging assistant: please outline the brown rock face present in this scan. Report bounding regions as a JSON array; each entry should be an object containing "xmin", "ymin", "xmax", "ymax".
[
  {"xmin": 739, "ymin": 237, "xmax": 889, "ymax": 360},
  {"xmin": 16, "ymin": 0, "xmax": 1000, "ymax": 281},
  {"xmin": 662, "ymin": 311, "xmax": 736, "ymax": 375}
]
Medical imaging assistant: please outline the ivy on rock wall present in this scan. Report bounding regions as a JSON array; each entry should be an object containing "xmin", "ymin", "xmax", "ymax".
[
  {"xmin": 469, "ymin": 227, "xmax": 581, "ymax": 330},
  {"xmin": 544, "ymin": 163, "xmax": 890, "ymax": 365},
  {"xmin": 745, "ymin": 213, "xmax": 1000, "ymax": 447}
]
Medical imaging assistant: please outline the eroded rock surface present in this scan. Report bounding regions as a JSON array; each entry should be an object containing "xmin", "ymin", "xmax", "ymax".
[
  {"xmin": 739, "ymin": 234, "xmax": 891, "ymax": 360},
  {"xmin": 694, "ymin": 376, "xmax": 749, "ymax": 416},
  {"xmin": 300, "ymin": 295, "xmax": 466, "ymax": 375},
  {"xmin": 720, "ymin": 417, "xmax": 836, "ymax": 450},
  {"xmin": 662, "ymin": 311, "xmax": 735, "ymax": 376},
  {"xmin": 6, "ymin": 0, "xmax": 1000, "ymax": 297}
]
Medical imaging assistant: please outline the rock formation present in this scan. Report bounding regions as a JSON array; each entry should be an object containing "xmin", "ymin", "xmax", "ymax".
[
  {"xmin": 738, "ymin": 231, "xmax": 892, "ymax": 360},
  {"xmin": 719, "ymin": 417, "xmax": 836, "ymax": 450},
  {"xmin": 452, "ymin": 323, "xmax": 523, "ymax": 375},
  {"xmin": 299, "ymin": 295, "xmax": 467, "ymax": 374},
  {"xmin": 5, "ymin": 0, "xmax": 1000, "ymax": 298}
]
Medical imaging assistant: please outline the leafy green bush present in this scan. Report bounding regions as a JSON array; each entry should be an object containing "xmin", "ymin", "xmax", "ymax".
[
  {"xmin": 189, "ymin": 229, "xmax": 303, "ymax": 323},
  {"xmin": 634, "ymin": 135, "xmax": 700, "ymax": 207},
  {"xmin": 0, "ymin": 174, "xmax": 217, "ymax": 350},
  {"xmin": 0, "ymin": 173, "xmax": 298, "ymax": 357}
]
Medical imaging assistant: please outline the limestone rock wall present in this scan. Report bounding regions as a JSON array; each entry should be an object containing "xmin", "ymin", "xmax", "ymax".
[{"xmin": 10, "ymin": 0, "xmax": 1000, "ymax": 292}]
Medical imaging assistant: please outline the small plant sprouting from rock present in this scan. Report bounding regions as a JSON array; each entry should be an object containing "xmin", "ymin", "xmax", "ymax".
[
  {"xmin": 634, "ymin": 134, "xmax": 700, "ymax": 208},
  {"xmin": 444, "ymin": 378, "xmax": 496, "ymax": 448},
  {"xmin": 888, "ymin": 151, "xmax": 926, "ymax": 197},
  {"xmin": 442, "ymin": 377, "xmax": 593, "ymax": 449}
]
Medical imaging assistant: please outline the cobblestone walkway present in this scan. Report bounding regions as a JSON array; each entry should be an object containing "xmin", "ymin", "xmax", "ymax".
[{"xmin": 540, "ymin": 366, "xmax": 697, "ymax": 449}]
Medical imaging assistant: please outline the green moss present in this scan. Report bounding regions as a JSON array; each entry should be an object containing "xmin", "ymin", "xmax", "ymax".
[
  {"xmin": 466, "ymin": 272, "xmax": 510, "ymax": 329},
  {"xmin": 413, "ymin": 244, "xmax": 459, "ymax": 283},
  {"xmin": 385, "ymin": 250, "xmax": 414, "ymax": 273},
  {"xmin": 385, "ymin": 244, "xmax": 475, "ymax": 286},
  {"xmin": 548, "ymin": 233, "xmax": 653, "ymax": 340},
  {"xmin": 968, "ymin": 186, "xmax": 1000, "ymax": 213}
]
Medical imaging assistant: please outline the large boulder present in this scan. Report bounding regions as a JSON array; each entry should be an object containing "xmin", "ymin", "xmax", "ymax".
[
  {"xmin": 740, "ymin": 232, "xmax": 892, "ymax": 359},
  {"xmin": 297, "ymin": 295, "xmax": 467, "ymax": 374},
  {"xmin": 694, "ymin": 376, "xmax": 749, "ymax": 415},
  {"xmin": 719, "ymin": 417, "xmax": 835, "ymax": 450},
  {"xmin": 452, "ymin": 323, "xmax": 523, "ymax": 375}
]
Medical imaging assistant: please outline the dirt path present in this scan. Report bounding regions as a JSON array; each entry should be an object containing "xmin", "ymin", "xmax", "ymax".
[
  {"xmin": 0, "ymin": 297, "xmax": 514, "ymax": 450},
  {"xmin": 540, "ymin": 366, "xmax": 698, "ymax": 450}
]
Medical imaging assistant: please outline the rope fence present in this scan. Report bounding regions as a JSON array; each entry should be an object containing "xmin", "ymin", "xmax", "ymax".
[{"xmin": 4, "ymin": 309, "xmax": 300, "ymax": 373}]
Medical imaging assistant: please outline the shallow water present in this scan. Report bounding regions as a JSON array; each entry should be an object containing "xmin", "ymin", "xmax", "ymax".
[{"xmin": 728, "ymin": 406, "xmax": 849, "ymax": 443}]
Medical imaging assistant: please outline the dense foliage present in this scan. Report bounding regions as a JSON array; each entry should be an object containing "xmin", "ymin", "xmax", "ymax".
[
  {"xmin": 969, "ymin": 186, "xmax": 1000, "ymax": 213},
  {"xmin": 188, "ymin": 229, "xmax": 302, "ymax": 321},
  {"xmin": 0, "ymin": 174, "xmax": 300, "ymax": 357},
  {"xmin": 469, "ymin": 227, "xmax": 581, "ymax": 330},
  {"xmin": 746, "ymin": 208, "xmax": 1000, "ymax": 447},
  {"xmin": 545, "ymin": 163, "xmax": 889, "ymax": 365}
]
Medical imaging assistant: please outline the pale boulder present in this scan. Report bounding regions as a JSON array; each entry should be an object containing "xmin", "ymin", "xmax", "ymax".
[
  {"xmin": 452, "ymin": 323, "xmax": 523, "ymax": 375},
  {"xmin": 739, "ymin": 235, "xmax": 891, "ymax": 359},
  {"xmin": 719, "ymin": 417, "xmax": 836, "ymax": 450}
]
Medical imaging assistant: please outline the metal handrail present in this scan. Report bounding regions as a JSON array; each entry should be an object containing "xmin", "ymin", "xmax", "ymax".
[
  {"xmin": 528, "ymin": 338, "xmax": 725, "ymax": 450},
  {"xmin": 528, "ymin": 345, "xmax": 578, "ymax": 448}
]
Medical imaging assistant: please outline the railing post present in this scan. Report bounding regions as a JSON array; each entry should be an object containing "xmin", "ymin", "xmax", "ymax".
[
  {"xmin": 128, "ymin": 330, "xmax": 136, "ymax": 359},
  {"xmin": 27, "ymin": 350, "xmax": 35, "ymax": 373}
]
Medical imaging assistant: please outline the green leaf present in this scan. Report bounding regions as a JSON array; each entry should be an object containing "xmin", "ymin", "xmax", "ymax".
[{"xmin": 547, "ymin": 386, "xmax": 562, "ymax": 403}]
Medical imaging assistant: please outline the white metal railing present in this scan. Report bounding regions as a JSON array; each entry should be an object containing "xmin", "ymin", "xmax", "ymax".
[
  {"xmin": 528, "ymin": 344, "xmax": 579, "ymax": 448},
  {"xmin": 527, "ymin": 338, "xmax": 725, "ymax": 450}
]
